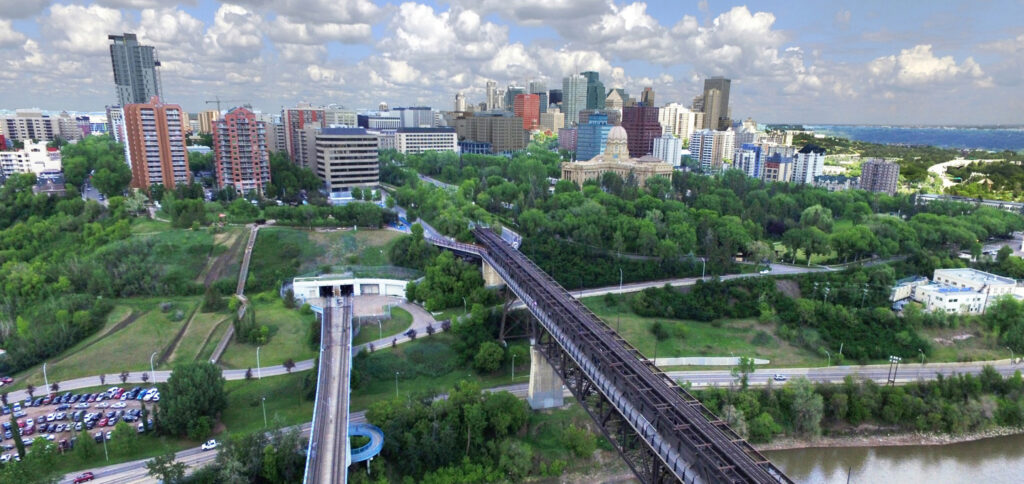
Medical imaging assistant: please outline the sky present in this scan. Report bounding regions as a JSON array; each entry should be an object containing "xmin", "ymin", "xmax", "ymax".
[{"xmin": 0, "ymin": 0, "xmax": 1022, "ymax": 124}]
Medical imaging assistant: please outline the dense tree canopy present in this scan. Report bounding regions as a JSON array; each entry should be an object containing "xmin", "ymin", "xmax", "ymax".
[{"xmin": 158, "ymin": 362, "xmax": 227, "ymax": 440}]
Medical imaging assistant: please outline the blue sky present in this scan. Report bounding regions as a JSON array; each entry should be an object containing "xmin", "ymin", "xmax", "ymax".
[{"xmin": 0, "ymin": 0, "xmax": 1021, "ymax": 124}]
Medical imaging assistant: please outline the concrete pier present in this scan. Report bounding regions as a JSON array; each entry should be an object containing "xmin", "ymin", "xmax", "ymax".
[{"xmin": 527, "ymin": 345, "xmax": 564, "ymax": 410}]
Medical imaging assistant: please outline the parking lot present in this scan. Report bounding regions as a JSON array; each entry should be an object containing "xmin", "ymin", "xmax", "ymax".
[{"xmin": 1, "ymin": 387, "xmax": 157, "ymax": 463}]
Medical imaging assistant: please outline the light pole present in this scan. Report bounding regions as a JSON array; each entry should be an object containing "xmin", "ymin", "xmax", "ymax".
[
  {"xmin": 462, "ymin": 297, "xmax": 467, "ymax": 316},
  {"xmin": 261, "ymin": 396, "xmax": 267, "ymax": 428},
  {"xmin": 43, "ymin": 362, "xmax": 48, "ymax": 389},
  {"xmin": 1008, "ymin": 346, "xmax": 1015, "ymax": 365},
  {"xmin": 701, "ymin": 257, "xmax": 706, "ymax": 279},
  {"xmin": 377, "ymin": 319, "xmax": 383, "ymax": 340},
  {"xmin": 511, "ymin": 353, "xmax": 517, "ymax": 381},
  {"xmin": 256, "ymin": 346, "xmax": 262, "ymax": 380},
  {"xmin": 149, "ymin": 352, "xmax": 157, "ymax": 382},
  {"xmin": 618, "ymin": 267, "xmax": 623, "ymax": 293},
  {"xmin": 918, "ymin": 348, "xmax": 925, "ymax": 365},
  {"xmin": 101, "ymin": 432, "xmax": 109, "ymax": 461},
  {"xmin": 394, "ymin": 371, "xmax": 400, "ymax": 399},
  {"xmin": 825, "ymin": 350, "xmax": 831, "ymax": 368}
]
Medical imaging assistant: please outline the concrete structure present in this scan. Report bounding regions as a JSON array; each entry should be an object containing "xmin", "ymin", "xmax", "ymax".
[
  {"xmin": 762, "ymin": 152, "xmax": 794, "ymax": 183},
  {"xmin": 736, "ymin": 123, "xmax": 764, "ymax": 146},
  {"xmin": 196, "ymin": 110, "xmax": 219, "ymax": 134},
  {"xmin": 394, "ymin": 107, "xmax": 435, "ymax": 128},
  {"xmin": 733, "ymin": 143, "xmax": 763, "ymax": 178},
  {"xmin": 557, "ymin": 128, "xmax": 577, "ymax": 152},
  {"xmin": 527, "ymin": 345, "xmax": 564, "ymax": 409},
  {"xmin": 582, "ymin": 71, "xmax": 605, "ymax": 111},
  {"xmin": 356, "ymin": 114, "xmax": 401, "ymax": 130},
  {"xmin": 793, "ymin": 144, "xmax": 826, "ymax": 185},
  {"xmin": 394, "ymin": 127, "xmax": 457, "ymax": 155},
  {"xmin": 915, "ymin": 285, "xmax": 987, "ymax": 314},
  {"xmin": 702, "ymin": 76, "xmax": 731, "ymax": 130},
  {"xmin": 451, "ymin": 112, "xmax": 529, "ymax": 153},
  {"xmin": 458, "ymin": 140, "xmax": 491, "ymax": 154},
  {"xmin": 897, "ymin": 268, "xmax": 1017, "ymax": 315},
  {"xmin": 123, "ymin": 97, "xmax": 190, "ymax": 189},
  {"xmin": 454, "ymin": 92, "xmax": 466, "ymax": 113},
  {"xmin": 562, "ymin": 74, "xmax": 587, "ymax": 126},
  {"xmin": 315, "ymin": 127, "xmax": 379, "ymax": 193},
  {"xmin": 0, "ymin": 110, "xmax": 60, "ymax": 142},
  {"xmin": 325, "ymin": 108, "xmax": 358, "ymax": 127},
  {"xmin": 621, "ymin": 106, "xmax": 661, "ymax": 157},
  {"xmin": 0, "ymin": 140, "xmax": 61, "ymax": 176},
  {"xmin": 375, "ymin": 129, "xmax": 397, "ymax": 151},
  {"xmin": 486, "ymin": 80, "xmax": 499, "ymax": 111},
  {"xmin": 658, "ymin": 103, "xmax": 703, "ymax": 141},
  {"xmin": 284, "ymin": 104, "xmax": 326, "ymax": 168},
  {"xmin": 890, "ymin": 276, "xmax": 929, "ymax": 302},
  {"xmin": 292, "ymin": 276, "xmax": 408, "ymax": 303},
  {"xmin": 605, "ymin": 89, "xmax": 624, "ymax": 120},
  {"xmin": 513, "ymin": 94, "xmax": 540, "ymax": 130},
  {"xmin": 814, "ymin": 174, "xmax": 858, "ymax": 192},
  {"xmin": 108, "ymin": 33, "xmax": 161, "ymax": 107},
  {"xmin": 265, "ymin": 122, "xmax": 286, "ymax": 153},
  {"xmin": 105, "ymin": 106, "xmax": 126, "ymax": 143},
  {"xmin": 213, "ymin": 107, "xmax": 270, "ymax": 194},
  {"xmin": 575, "ymin": 112, "xmax": 612, "ymax": 161},
  {"xmin": 934, "ymin": 268, "xmax": 1016, "ymax": 301},
  {"xmin": 689, "ymin": 129, "xmax": 735, "ymax": 173},
  {"xmin": 652, "ymin": 133, "xmax": 682, "ymax": 166},
  {"xmin": 764, "ymin": 130, "xmax": 794, "ymax": 146},
  {"xmin": 860, "ymin": 158, "xmax": 900, "ymax": 195},
  {"xmin": 561, "ymin": 126, "xmax": 674, "ymax": 187},
  {"xmin": 56, "ymin": 112, "xmax": 82, "ymax": 141},
  {"xmin": 539, "ymin": 109, "xmax": 564, "ymax": 133}
]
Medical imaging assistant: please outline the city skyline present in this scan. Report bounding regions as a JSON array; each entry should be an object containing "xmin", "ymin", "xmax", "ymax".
[{"xmin": 0, "ymin": 1, "xmax": 1021, "ymax": 124}]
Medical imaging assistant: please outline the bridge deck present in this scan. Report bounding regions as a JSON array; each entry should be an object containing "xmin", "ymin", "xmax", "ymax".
[
  {"xmin": 474, "ymin": 228, "xmax": 791, "ymax": 484},
  {"xmin": 305, "ymin": 298, "xmax": 352, "ymax": 484}
]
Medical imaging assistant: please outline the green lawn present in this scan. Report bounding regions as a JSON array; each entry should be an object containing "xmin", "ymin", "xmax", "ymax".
[
  {"xmin": 352, "ymin": 307, "xmax": 413, "ymax": 345},
  {"xmin": 219, "ymin": 293, "xmax": 317, "ymax": 370},
  {"xmin": 919, "ymin": 323, "xmax": 1008, "ymax": 363},
  {"xmin": 130, "ymin": 217, "xmax": 174, "ymax": 234},
  {"xmin": 170, "ymin": 310, "xmax": 232, "ymax": 366},
  {"xmin": 197, "ymin": 320, "xmax": 230, "ymax": 363},
  {"xmin": 350, "ymin": 333, "xmax": 530, "ymax": 411},
  {"xmin": 14, "ymin": 298, "xmax": 201, "ymax": 388},
  {"xmin": 219, "ymin": 372, "xmax": 313, "ymax": 437},
  {"xmin": 582, "ymin": 295, "xmax": 824, "ymax": 368}
]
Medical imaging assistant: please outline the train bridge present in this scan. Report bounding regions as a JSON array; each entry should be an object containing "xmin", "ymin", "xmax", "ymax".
[{"xmin": 470, "ymin": 227, "xmax": 792, "ymax": 484}]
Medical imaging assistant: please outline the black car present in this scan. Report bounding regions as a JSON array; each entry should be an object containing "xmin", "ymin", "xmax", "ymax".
[
  {"xmin": 68, "ymin": 395, "xmax": 79, "ymax": 404},
  {"xmin": 33, "ymin": 397, "xmax": 44, "ymax": 407}
]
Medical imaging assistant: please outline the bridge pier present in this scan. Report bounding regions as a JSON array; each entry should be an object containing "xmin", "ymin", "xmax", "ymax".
[
  {"xmin": 527, "ymin": 343, "xmax": 564, "ymax": 410},
  {"xmin": 481, "ymin": 260, "xmax": 506, "ymax": 288}
]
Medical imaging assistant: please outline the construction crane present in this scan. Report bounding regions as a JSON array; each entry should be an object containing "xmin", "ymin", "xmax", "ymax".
[{"xmin": 204, "ymin": 95, "xmax": 247, "ymax": 114}]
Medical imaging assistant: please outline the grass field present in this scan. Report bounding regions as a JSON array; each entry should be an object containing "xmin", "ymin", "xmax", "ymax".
[
  {"xmin": 130, "ymin": 218, "xmax": 174, "ymax": 234},
  {"xmin": 219, "ymin": 293, "xmax": 317, "ymax": 370},
  {"xmin": 582, "ymin": 295, "xmax": 823, "ymax": 368},
  {"xmin": 14, "ymin": 297, "xmax": 202, "ymax": 387},
  {"xmin": 920, "ymin": 323, "xmax": 1009, "ymax": 363},
  {"xmin": 352, "ymin": 307, "xmax": 413, "ymax": 346},
  {"xmin": 220, "ymin": 372, "xmax": 313, "ymax": 437},
  {"xmin": 350, "ymin": 332, "xmax": 530, "ymax": 411}
]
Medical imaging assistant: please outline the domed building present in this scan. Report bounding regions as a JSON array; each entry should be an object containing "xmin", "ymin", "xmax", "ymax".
[{"xmin": 560, "ymin": 125, "xmax": 674, "ymax": 188}]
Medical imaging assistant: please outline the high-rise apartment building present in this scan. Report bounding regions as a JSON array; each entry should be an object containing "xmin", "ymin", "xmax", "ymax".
[
  {"xmin": 859, "ymin": 159, "xmax": 900, "ymax": 195},
  {"xmin": 701, "ymin": 77, "xmax": 731, "ymax": 130},
  {"xmin": 315, "ymin": 127, "xmax": 379, "ymax": 193},
  {"xmin": 0, "ymin": 110, "xmax": 59, "ymax": 141},
  {"xmin": 108, "ymin": 33, "xmax": 162, "ymax": 107},
  {"xmin": 395, "ymin": 127, "xmax": 457, "ymax": 155},
  {"xmin": 562, "ymin": 74, "xmax": 587, "ymax": 126},
  {"xmin": 576, "ymin": 113, "xmax": 612, "ymax": 161},
  {"xmin": 733, "ymin": 143, "xmax": 763, "ymax": 178},
  {"xmin": 640, "ymin": 87, "xmax": 655, "ymax": 107},
  {"xmin": 455, "ymin": 92, "xmax": 466, "ymax": 112},
  {"xmin": 652, "ymin": 133, "xmax": 682, "ymax": 166},
  {"xmin": 106, "ymin": 106, "xmax": 125, "ymax": 143},
  {"xmin": 197, "ymin": 110, "xmax": 220, "ymax": 134},
  {"xmin": 123, "ymin": 97, "xmax": 190, "ymax": 189},
  {"xmin": 212, "ymin": 107, "xmax": 270, "ymax": 194},
  {"xmin": 528, "ymin": 81, "xmax": 548, "ymax": 113},
  {"xmin": 689, "ymin": 129, "xmax": 735, "ymax": 173},
  {"xmin": 513, "ymin": 94, "xmax": 540, "ymax": 130},
  {"xmin": 793, "ymin": 144, "xmax": 826, "ymax": 185},
  {"xmin": 658, "ymin": 103, "xmax": 703, "ymax": 141},
  {"xmin": 621, "ymin": 106, "xmax": 662, "ymax": 157},
  {"xmin": 582, "ymin": 71, "xmax": 605, "ymax": 111},
  {"xmin": 558, "ymin": 128, "xmax": 577, "ymax": 152},
  {"xmin": 763, "ymin": 153, "xmax": 794, "ymax": 183},
  {"xmin": 265, "ymin": 122, "xmax": 286, "ymax": 153},
  {"xmin": 283, "ymin": 104, "xmax": 326, "ymax": 168}
]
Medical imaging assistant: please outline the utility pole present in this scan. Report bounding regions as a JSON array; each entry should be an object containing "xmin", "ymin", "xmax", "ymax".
[{"xmin": 886, "ymin": 355, "xmax": 902, "ymax": 387}]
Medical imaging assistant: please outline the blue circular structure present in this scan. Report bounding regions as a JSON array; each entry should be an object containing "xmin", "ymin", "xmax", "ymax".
[{"xmin": 349, "ymin": 423, "xmax": 384, "ymax": 463}]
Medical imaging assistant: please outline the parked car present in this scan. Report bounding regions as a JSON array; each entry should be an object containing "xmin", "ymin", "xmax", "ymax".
[
  {"xmin": 0, "ymin": 377, "xmax": 13, "ymax": 384},
  {"xmin": 201, "ymin": 439, "xmax": 218, "ymax": 451}
]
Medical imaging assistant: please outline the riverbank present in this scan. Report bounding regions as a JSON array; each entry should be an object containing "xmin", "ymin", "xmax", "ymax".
[{"xmin": 756, "ymin": 425, "xmax": 1024, "ymax": 451}]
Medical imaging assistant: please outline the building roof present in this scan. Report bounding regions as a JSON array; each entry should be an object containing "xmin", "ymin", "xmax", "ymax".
[
  {"xmin": 607, "ymin": 125, "xmax": 628, "ymax": 141},
  {"xmin": 934, "ymin": 268, "xmax": 1016, "ymax": 286},
  {"xmin": 895, "ymin": 275, "xmax": 929, "ymax": 286},
  {"xmin": 396, "ymin": 127, "xmax": 455, "ymax": 133},
  {"xmin": 321, "ymin": 127, "xmax": 369, "ymax": 136}
]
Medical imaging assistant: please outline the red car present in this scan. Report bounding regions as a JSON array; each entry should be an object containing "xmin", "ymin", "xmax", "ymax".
[
  {"xmin": 73, "ymin": 472, "xmax": 95, "ymax": 483},
  {"xmin": 0, "ymin": 377, "xmax": 12, "ymax": 384},
  {"xmin": 97, "ymin": 418, "xmax": 107, "ymax": 427}
]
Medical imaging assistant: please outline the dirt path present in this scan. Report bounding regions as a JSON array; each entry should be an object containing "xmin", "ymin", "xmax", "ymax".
[{"xmin": 202, "ymin": 229, "xmax": 247, "ymax": 287}]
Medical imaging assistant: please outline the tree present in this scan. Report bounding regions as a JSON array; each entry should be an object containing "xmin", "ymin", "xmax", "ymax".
[
  {"xmin": 245, "ymin": 368, "xmax": 253, "ymax": 380},
  {"xmin": 146, "ymin": 451, "xmax": 187, "ymax": 484},
  {"xmin": 800, "ymin": 204, "xmax": 834, "ymax": 232},
  {"xmin": 25, "ymin": 384, "xmax": 34, "ymax": 399},
  {"xmin": 9, "ymin": 413, "xmax": 25, "ymax": 458},
  {"xmin": 284, "ymin": 358, "xmax": 296, "ymax": 373},
  {"xmin": 92, "ymin": 156, "xmax": 133, "ymax": 197},
  {"xmin": 786, "ymin": 378, "xmax": 824, "ymax": 437},
  {"xmin": 50, "ymin": 382, "xmax": 59, "ymax": 393},
  {"xmin": 202, "ymin": 286, "xmax": 226, "ymax": 312},
  {"xmin": 142, "ymin": 372, "xmax": 150, "ymax": 383},
  {"xmin": 721, "ymin": 404, "xmax": 748, "ymax": 438},
  {"xmin": 159, "ymin": 362, "xmax": 227, "ymax": 438},
  {"xmin": 731, "ymin": 357, "xmax": 756, "ymax": 390},
  {"xmin": 120, "ymin": 371, "xmax": 129, "ymax": 384},
  {"xmin": 473, "ymin": 341, "xmax": 504, "ymax": 373},
  {"xmin": 747, "ymin": 412, "xmax": 781, "ymax": 443},
  {"xmin": 99, "ymin": 374, "xmax": 106, "ymax": 385},
  {"xmin": 110, "ymin": 421, "xmax": 138, "ymax": 456}
]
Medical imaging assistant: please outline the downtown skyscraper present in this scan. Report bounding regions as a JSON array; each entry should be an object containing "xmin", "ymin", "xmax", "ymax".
[
  {"xmin": 562, "ymin": 74, "xmax": 587, "ymax": 127},
  {"xmin": 701, "ymin": 77, "xmax": 731, "ymax": 130},
  {"xmin": 108, "ymin": 33, "xmax": 162, "ymax": 106}
]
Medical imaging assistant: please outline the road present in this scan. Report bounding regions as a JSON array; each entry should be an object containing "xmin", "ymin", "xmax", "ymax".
[
  {"xmin": 927, "ymin": 157, "xmax": 1004, "ymax": 188},
  {"xmin": 305, "ymin": 298, "xmax": 352, "ymax": 484},
  {"xmin": 352, "ymin": 301, "xmax": 437, "ymax": 352}
]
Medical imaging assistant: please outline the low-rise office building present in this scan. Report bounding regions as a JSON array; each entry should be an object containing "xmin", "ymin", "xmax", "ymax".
[
  {"xmin": 394, "ymin": 127, "xmax": 457, "ymax": 154},
  {"xmin": 315, "ymin": 127, "xmax": 379, "ymax": 194}
]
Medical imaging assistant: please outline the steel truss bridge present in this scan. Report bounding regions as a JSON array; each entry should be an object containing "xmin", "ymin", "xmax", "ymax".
[{"xmin": 473, "ymin": 228, "xmax": 792, "ymax": 484}]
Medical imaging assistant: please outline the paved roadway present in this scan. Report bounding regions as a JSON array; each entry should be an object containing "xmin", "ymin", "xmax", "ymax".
[{"xmin": 306, "ymin": 298, "xmax": 352, "ymax": 484}]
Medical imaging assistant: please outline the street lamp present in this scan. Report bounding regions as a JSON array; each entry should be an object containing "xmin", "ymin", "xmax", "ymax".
[
  {"xmin": 1007, "ymin": 346, "xmax": 1015, "ymax": 365},
  {"xmin": 261, "ymin": 396, "xmax": 267, "ymax": 428},
  {"xmin": 462, "ymin": 297, "xmax": 468, "ymax": 316},
  {"xmin": 701, "ymin": 257, "xmax": 706, "ymax": 279},
  {"xmin": 256, "ymin": 346, "xmax": 262, "ymax": 380},
  {"xmin": 394, "ymin": 371, "xmax": 400, "ymax": 399},
  {"xmin": 618, "ymin": 267, "xmax": 623, "ymax": 293},
  {"xmin": 149, "ymin": 352, "xmax": 157, "ymax": 382},
  {"xmin": 377, "ymin": 319, "xmax": 383, "ymax": 341},
  {"xmin": 825, "ymin": 350, "xmax": 831, "ymax": 368},
  {"xmin": 43, "ymin": 362, "xmax": 48, "ymax": 389},
  {"xmin": 918, "ymin": 348, "xmax": 925, "ymax": 365},
  {"xmin": 511, "ymin": 353, "xmax": 517, "ymax": 381}
]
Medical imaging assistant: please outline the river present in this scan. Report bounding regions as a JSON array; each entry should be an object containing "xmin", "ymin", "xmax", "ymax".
[{"xmin": 765, "ymin": 433, "xmax": 1024, "ymax": 483}]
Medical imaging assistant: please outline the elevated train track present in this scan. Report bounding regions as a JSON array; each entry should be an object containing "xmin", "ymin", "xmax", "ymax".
[{"xmin": 473, "ymin": 228, "xmax": 791, "ymax": 484}]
